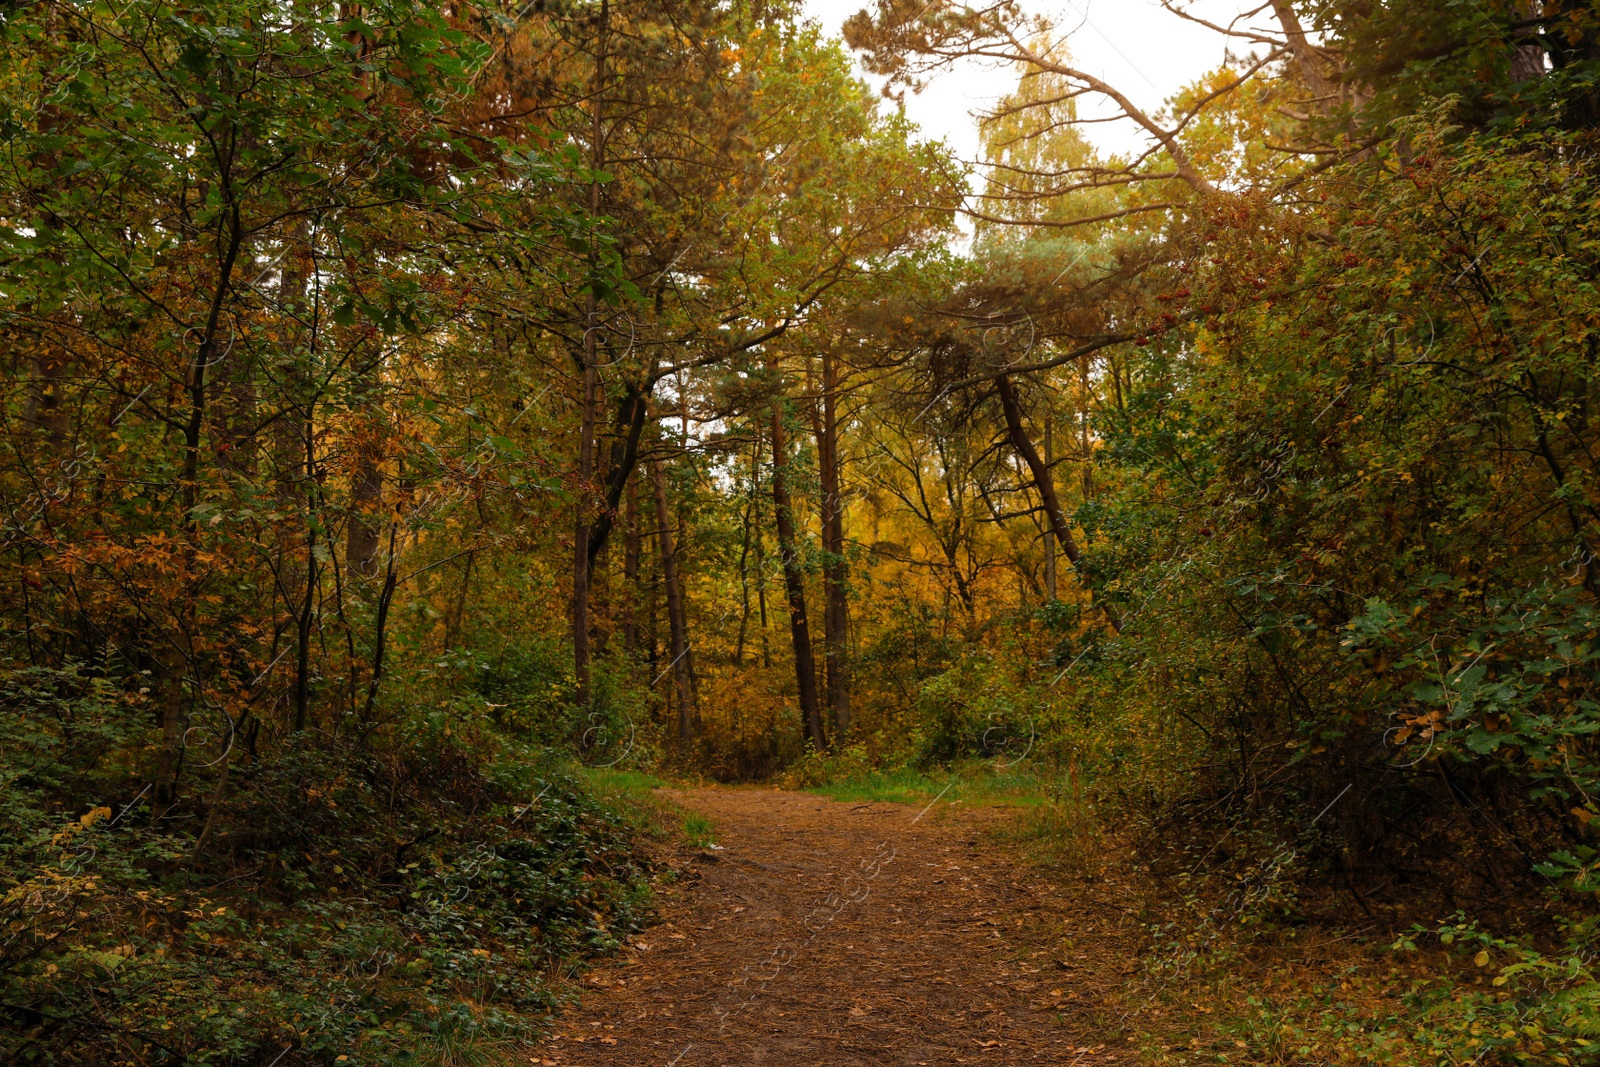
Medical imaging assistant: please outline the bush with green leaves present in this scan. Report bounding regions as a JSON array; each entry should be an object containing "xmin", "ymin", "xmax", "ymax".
[
  {"xmin": 914, "ymin": 654, "xmax": 1037, "ymax": 766},
  {"xmin": 1, "ymin": 666, "xmax": 654, "ymax": 1067}
]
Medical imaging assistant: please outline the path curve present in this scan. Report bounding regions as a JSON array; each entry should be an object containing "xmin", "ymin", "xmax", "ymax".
[{"xmin": 535, "ymin": 787, "xmax": 1133, "ymax": 1066}]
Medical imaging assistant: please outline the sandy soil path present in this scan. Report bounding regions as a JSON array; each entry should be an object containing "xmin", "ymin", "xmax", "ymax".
[{"xmin": 534, "ymin": 787, "xmax": 1133, "ymax": 1067}]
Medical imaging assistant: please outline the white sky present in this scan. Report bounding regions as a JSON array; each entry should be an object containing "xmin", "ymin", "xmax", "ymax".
[{"xmin": 801, "ymin": 0, "xmax": 1270, "ymax": 163}]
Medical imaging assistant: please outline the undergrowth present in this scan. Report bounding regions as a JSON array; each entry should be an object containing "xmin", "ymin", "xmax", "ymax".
[{"xmin": 0, "ymin": 665, "xmax": 664, "ymax": 1066}]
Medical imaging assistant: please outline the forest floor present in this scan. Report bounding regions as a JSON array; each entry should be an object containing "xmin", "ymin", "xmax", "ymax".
[{"xmin": 533, "ymin": 786, "xmax": 1145, "ymax": 1067}]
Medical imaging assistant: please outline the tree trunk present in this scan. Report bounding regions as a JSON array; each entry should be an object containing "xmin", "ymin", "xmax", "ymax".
[
  {"xmin": 274, "ymin": 218, "xmax": 315, "ymax": 732},
  {"xmin": 346, "ymin": 427, "xmax": 384, "ymax": 578},
  {"xmin": 573, "ymin": 348, "xmax": 598, "ymax": 710},
  {"xmin": 593, "ymin": 542, "xmax": 611, "ymax": 659},
  {"xmin": 646, "ymin": 548, "xmax": 661, "ymax": 711},
  {"xmin": 443, "ymin": 550, "xmax": 475, "ymax": 651},
  {"xmin": 755, "ymin": 524, "xmax": 772, "ymax": 668},
  {"xmin": 734, "ymin": 430, "xmax": 762, "ymax": 667},
  {"xmin": 157, "ymin": 202, "xmax": 244, "ymax": 804},
  {"xmin": 1079, "ymin": 355, "xmax": 1094, "ymax": 502},
  {"xmin": 586, "ymin": 379, "xmax": 653, "ymax": 564},
  {"xmin": 293, "ymin": 396, "xmax": 322, "ymax": 734},
  {"xmin": 994, "ymin": 372, "xmax": 1119, "ymax": 631},
  {"xmin": 1043, "ymin": 421, "xmax": 1056, "ymax": 602},
  {"xmin": 652, "ymin": 457, "xmax": 698, "ymax": 739},
  {"xmin": 362, "ymin": 525, "xmax": 400, "ymax": 720},
  {"xmin": 1268, "ymin": 0, "xmax": 1338, "ymax": 106},
  {"xmin": 622, "ymin": 475, "xmax": 641, "ymax": 658},
  {"xmin": 572, "ymin": 0, "xmax": 608, "ymax": 710},
  {"xmin": 812, "ymin": 345, "xmax": 850, "ymax": 744},
  {"xmin": 772, "ymin": 387, "xmax": 825, "ymax": 749}
]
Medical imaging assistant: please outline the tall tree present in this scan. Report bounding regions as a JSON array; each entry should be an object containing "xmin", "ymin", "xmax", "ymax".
[
  {"xmin": 652, "ymin": 453, "xmax": 698, "ymax": 739},
  {"xmin": 810, "ymin": 342, "xmax": 852, "ymax": 742},
  {"xmin": 770, "ymin": 367, "xmax": 825, "ymax": 749}
]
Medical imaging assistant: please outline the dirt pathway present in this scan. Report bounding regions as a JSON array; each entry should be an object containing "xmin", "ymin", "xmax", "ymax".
[{"xmin": 535, "ymin": 787, "xmax": 1135, "ymax": 1066}]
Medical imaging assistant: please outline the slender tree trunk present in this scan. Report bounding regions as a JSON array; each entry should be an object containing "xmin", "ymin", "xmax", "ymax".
[
  {"xmin": 771, "ymin": 385, "xmax": 825, "ymax": 749},
  {"xmin": 573, "ymin": 335, "xmax": 597, "ymax": 709},
  {"xmin": 157, "ymin": 203, "xmax": 244, "ymax": 804},
  {"xmin": 154, "ymin": 647, "xmax": 188, "ymax": 808},
  {"xmin": 812, "ymin": 345, "xmax": 850, "ymax": 744},
  {"xmin": 755, "ymin": 527, "xmax": 771, "ymax": 668},
  {"xmin": 1079, "ymin": 355, "xmax": 1094, "ymax": 502},
  {"xmin": 734, "ymin": 493, "xmax": 754, "ymax": 668},
  {"xmin": 593, "ymin": 543, "xmax": 611, "ymax": 659},
  {"xmin": 346, "ymin": 422, "xmax": 383, "ymax": 578},
  {"xmin": 646, "ymin": 552, "xmax": 661, "ymax": 714},
  {"xmin": 623, "ymin": 476, "xmax": 641, "ymax": 658},
  {"xmin": 443, "ymin": 550, "xmax": 475, "ymax": 651},
  {"xmin": 273, "ymin": 217, "xmax": 313, "ymax": 731},
  {"xmin": 295, "ymin": 408, "xmax": 319, "ymax": 733},
  {"xmin": 572, "ymin": 0, "xmax": 608, "ymax": 711},
  {"xmin": 1043, "ymin": 421, "xmax": 1056, "ymax": 601},
  {"xmin": 362, "ymin": 525, "xmax": 400, "ymax": 720},
  {"xmin": 734, "ymin": 430, "xmax": 762, "ymax": 667},
  {"xmin": 586, "ymin": 379, "xmax": 654, "ymax": 564},
  {"xmin": 652, "ymin": 458, "xmax": 698, "ymax": 738},
  {"xmin": 995, "ymin": 372, "xmax": 1119, "ymax": 631}
]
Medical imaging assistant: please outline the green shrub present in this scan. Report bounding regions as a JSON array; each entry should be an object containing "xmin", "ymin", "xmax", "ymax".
[
  {"xmin": 914, "ymin": 656, "xmax": 1035, "ymax": 766},
  {"xmin": 0, "ymin": 667, "xmax": 655, "ymax": 1067}
]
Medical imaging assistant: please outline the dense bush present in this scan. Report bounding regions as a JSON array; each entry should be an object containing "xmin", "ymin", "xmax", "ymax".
[
  {"xmin": 1, "ymin": 666, "xmax": 654, "ymax": 1066},
  {"xmin": 1050, "ymin": 120, "xmax": 1600, "ymax": 912}
]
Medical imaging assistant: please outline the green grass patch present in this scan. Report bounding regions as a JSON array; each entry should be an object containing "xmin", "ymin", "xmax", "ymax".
[
  {"xmin": 682, "ymin": 812, "xmax": 719, "ymax": 848},
  {"xmin": 574, "ymin": 766, "xmax": 674, "ymax": 831},
  {"xmin": 573, "ymin": 767, "xmax": 726, "ymax": 852},
  {"xmin": 578, "ymin": 765, "xmax": 670, "ymax": 797},
  {"xmin": 801, "ymin": 761, "xmax": 1054, "ymax": 808}
]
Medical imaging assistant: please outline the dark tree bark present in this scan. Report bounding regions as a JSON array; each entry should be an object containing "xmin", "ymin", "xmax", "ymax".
[
  {"xmin": 571, "ymin": 0, "xmax": 609, "ymax": 711},
  {"xmin": 271, "ymin": 217, "xmax": 315, "ymax": 734},
  {"xmin": 346, "ymin": 425, "xmax": 384, "ymax": 579},
  {"xmin": 293, "ymin": 454, "xmax": 318, "ymax": 734},
  {"xmin": 734, "ymin": 430, "xmax": 761, "ymax": 667},
  {"xmin": 443, "ymin": 550, "xmax": 475, "ymax": 651},
  {"xmin": 573, "ymin": 341, "xmax": 598, "ymax": 709},
  {"xmin": 755, "ymin": 514, "xmax": 772, "ymax": 668},
  {"xmin": 994, "ymin": 372, "xmax": 1119, "ymax": 631},
  {"xmin": 810, "ymin": 345, "xmax": 851, "ymax": 743},
  {"xmin": 652, "ymin": 457, "xmax": 698, "ymax": 739},
  {"xmin": 622, "ymin": 475, "xmax": 641, "ymax": 658},
  {"xmin": 593, "ymin": 543, "xmax": 611, "ymax": 659},
  {"xmin": 771, "ymin": 385, "xmax": 825, "ymax": 749},
  {"xmin": 586, "ymin": 379, "xmax": 652, "ymax": 564},
  {"xmin": 362, "ymin": 525, "xmax": 400, "ymax": 720},
  {"xmin": 158, "ymin": 198, "xmax": 244, "ymax": 803},
  {"xmin": 1042, "ymin": 420, "xmax": 1056, "ymax": 602}
]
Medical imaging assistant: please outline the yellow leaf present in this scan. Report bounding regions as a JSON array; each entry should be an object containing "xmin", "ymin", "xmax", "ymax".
[{"xmin": 1474, "ymin": 950, "xmax": 1490, "ymax": 967}]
